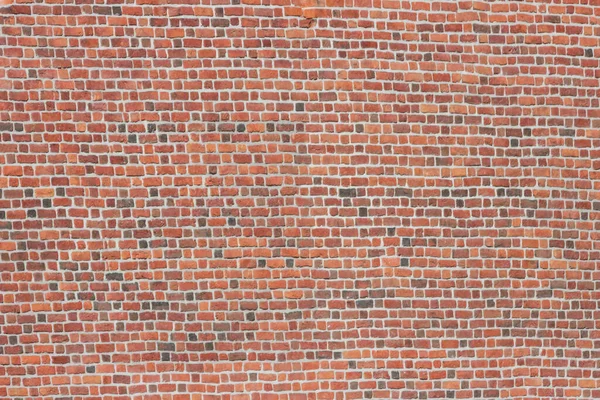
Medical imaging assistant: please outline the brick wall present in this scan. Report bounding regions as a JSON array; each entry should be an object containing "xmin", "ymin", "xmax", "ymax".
[{"xmin": 1, "ymin": 0, "xmax": 600, "ymax": 398}]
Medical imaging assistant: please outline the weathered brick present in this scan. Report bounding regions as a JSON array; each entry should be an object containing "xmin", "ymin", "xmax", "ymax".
[{"xmin": 339, "ymin": 188, "xmax": 358, "ymax": 198}]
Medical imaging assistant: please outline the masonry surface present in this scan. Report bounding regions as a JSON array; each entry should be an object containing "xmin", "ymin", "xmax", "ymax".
[{"xmin": 1, "ymin": 0, "xmax": 600, "ymax": 399}]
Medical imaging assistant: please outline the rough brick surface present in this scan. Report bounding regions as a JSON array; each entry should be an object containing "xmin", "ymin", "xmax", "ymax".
[{"xmin": 1, "ymin": 0, "xmax": 600, "ymax": 399}]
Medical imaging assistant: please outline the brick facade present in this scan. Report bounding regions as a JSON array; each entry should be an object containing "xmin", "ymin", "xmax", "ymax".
[{"xmin": 1, "ymin": 0, "xmax": 600, "ymax": 398}]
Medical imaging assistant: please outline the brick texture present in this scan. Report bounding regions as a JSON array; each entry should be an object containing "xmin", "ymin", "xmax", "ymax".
[{"xmin": 1, "ymin": 0, "xmax": 600, "ymax": 399}]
